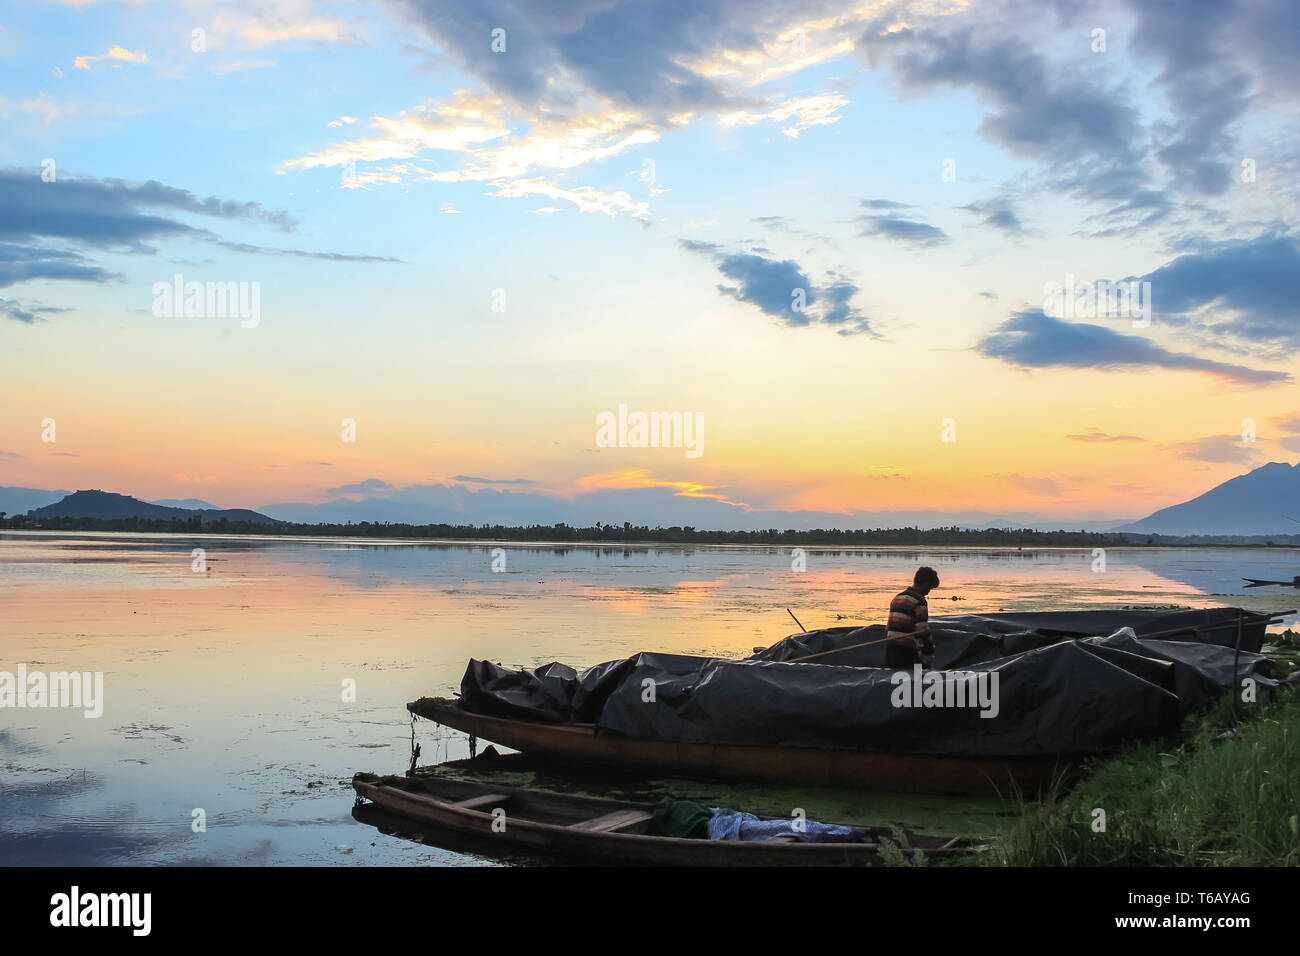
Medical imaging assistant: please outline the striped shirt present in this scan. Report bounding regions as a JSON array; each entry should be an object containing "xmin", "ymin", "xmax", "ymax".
[{"xmin": 887, "ymin": 586, "xmax": 932, "ymax": 646}]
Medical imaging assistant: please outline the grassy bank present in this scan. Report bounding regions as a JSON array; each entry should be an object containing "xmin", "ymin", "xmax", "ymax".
[{"xmin": 980, "ymin": 686, "xmax": 1299, "ymax": 866}]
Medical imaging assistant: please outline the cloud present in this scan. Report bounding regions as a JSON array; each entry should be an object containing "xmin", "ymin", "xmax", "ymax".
[
  {"xmin": 680, "ymin": 239, "xmax": 873, "ymax": 335},
  {"xmin": 1065, "ymin": 430, "xmax": 1146, "ymax": 443},
  {"xmin": 959, "ymin": 197, "xmax": 1024, "ymax": 233},
  {"xmin": 0, "ymin": 450, "xmax": 24, "ymax": 461},
  {"xmin": 856, "ymin": 213, "xmax": 948, "ymax": 246},
  {"xmin": 304, "ymin": 461, "xmax": 333, "ymax": 466},
  {"xmin": 328, "ymin": 478, "xmax": 393, "ymax": 495},
  {"xmin": 859, "ymin": 198, "xmax": 914, "ymax": 210},
  {"xmin": 487, "ymin": 178, "xmax": 650, "ymax": 220},
  {"xmin": 279, "ymin": 3, "xmax": 874, "ymax": 213},
  {"xmin": 977, "ymin": 310, "xmax": 1290, "ymax": 386},
  {"xmin": 73, "ymin": 45, "xmax": 147, "ymax": 71},
  {"xmin": 1164, "ymin": 435, "xmax": 1258, "ymax": 464},
  {"xmin": 451, "ymin": 475, "xmax": 536, "ymax": 485},
  {"xmin": 715, "ymin": 92, "xmax": 848, "ymax": 138},
  {"xmin": 212, "ymin": 240, "xmax": 403, "ymax": 263},
  {"xmin": 0, "ymin": 297, "xmax": 71, "ymax": 322},
  {"xmin": 575, "ymin": 468, "xmax": 747, "ymax": 507}
]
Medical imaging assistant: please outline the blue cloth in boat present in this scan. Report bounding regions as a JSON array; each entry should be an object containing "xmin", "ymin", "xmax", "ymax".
[{"xmin": 707, "ymin": 808, "xmax": 864, "ymax": 843}]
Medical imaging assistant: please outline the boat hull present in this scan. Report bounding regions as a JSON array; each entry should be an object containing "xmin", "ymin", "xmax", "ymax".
[
  {"xmin": 408, "ymin": 697, "xmax": 1073, "ymax": 796},
  {"xmin": 352, "ymin": 773, "xmax": 972, "ymax": 866}
]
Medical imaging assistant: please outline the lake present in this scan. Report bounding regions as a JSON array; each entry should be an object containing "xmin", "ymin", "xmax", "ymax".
[{"xmin": 3, "ymin": 531, "xmax": 1296, "ymax": 865}]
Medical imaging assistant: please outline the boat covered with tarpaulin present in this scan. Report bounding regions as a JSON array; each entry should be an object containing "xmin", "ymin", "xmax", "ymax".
[{"xmin": 410, "ymin": 607, "xmax": 1283, "ymax": 794}]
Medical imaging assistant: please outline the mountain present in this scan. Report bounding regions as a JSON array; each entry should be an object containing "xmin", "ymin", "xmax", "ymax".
[
  {"xmin": 0, "ymin": 486, "xmax": 70, "ymax": 516},
  {"xmin": 28, "ymin": 490, "xmax": 281, "ymax": 525},
  {"xmin": 1119, "ymin": 462, "xmax": 1300, "ymax": 536},
  {"xmin": 151, "ymin": 498, "xmax": 221, "ymax": 510}
]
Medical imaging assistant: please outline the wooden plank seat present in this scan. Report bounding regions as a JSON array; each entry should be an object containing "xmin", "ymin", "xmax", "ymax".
[
  {"xmin": 451, "ymin": 793, "xmax": 511, "ymax": 811},
  {"xmin": 568, "ymin": 808, "xmax": 653, "ymax": 833}
]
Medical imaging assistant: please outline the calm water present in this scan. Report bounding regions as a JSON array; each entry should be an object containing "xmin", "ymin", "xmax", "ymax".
[{"xmin": 3, "ymin": 531, "xmax": 1297, "ymax": 866}]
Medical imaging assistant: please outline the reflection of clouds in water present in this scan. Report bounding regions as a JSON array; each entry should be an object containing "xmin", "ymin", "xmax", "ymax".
[{"xmin": 0, "ymin": 731, "xmax": 173, "ymax": 865}]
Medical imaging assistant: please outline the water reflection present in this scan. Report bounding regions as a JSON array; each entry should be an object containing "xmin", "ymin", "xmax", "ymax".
[{"xmin": 2, "ymin": 531, "xmax": 1296, "ymax": 865}]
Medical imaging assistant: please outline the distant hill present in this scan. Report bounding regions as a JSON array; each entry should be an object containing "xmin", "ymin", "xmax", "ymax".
[
  {"xmin": 150, "ymin": 498, "xmax": 221, "ymax": 510},
  {"xmin": 1119, "ymin": 462, "xmax": 1300, "ymax": 536},
  {"xmin": 28, "ymin": 490, "xmax": 281, "ymax": 525}
]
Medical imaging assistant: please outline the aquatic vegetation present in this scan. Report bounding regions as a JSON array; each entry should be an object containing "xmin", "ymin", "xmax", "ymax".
[{"xmin": 980, "ymin": 691, "xmax": 1300, "ymax": 866}]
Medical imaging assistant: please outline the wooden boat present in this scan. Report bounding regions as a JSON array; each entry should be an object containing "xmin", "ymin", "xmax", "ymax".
[
  {"xmin": 408, "ymin": 697, "xmax": 1074, "ymax": 796},
  {"xmin": 352, "ymin": 771, "xmax": 981, "ymax": 866}
]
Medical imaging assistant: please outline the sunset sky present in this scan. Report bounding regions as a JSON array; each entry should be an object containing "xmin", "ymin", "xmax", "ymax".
[{"xmin": 2, "ymin": 0, "xmax": 1298, "ymax": 527}]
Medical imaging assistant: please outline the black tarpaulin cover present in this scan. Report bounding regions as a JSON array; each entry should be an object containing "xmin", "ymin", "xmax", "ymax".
[
  {"xmin": 748, "ymin": 607, "xmax": 1269, "ymax": 668},
  {"xmin": 456, "ymin": 609, "xmax": 1278, "ymax": 758}
]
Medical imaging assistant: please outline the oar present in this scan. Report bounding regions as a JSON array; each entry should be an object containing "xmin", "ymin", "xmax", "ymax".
[{"xmin": 786, "ymin": 608, "xmax": 807, "ymax": 632}]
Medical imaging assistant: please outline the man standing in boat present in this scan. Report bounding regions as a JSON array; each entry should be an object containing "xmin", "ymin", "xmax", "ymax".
[{"xmin": 886, "ymin": 567, "xmax": 939, "ymax": 669}]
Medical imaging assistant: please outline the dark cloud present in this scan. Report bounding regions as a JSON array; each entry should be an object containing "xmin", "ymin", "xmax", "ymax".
[
  {"xmin": 452, "ymin": 475, "xmax": 536, "ymax": 485},
  {"xmin": 860, "ymin": 198, "xmax": 914, "ymax": 210},
  {"xmin": 1128, "ymin": 0, "xmax": 1254, "ymax": 197},
  {"xmin": 960, "ymin": 197, "xmax": 1024, "ymax": 233},
  {"xmin": 819, "ymin": 274, "xmax": 874, "ymax": 336},
  {"xmin": 0, "ymin": 169, "xmax": 294, "ymax": 251},
  {"xmin": 1138, "ymin": 234, "xmax": 1300, "ymax": 347},
  {"xmin": 681, "ymin": 238, "xmax": 812, "ymax": 324},
  {"xmin": 0, "ymin": 242, "xmax": 117, "ymax": 288},
  {"xmin": 680, "ymin": 239, "xmax": 873, "ymax": 335},
  {"xmin": 0, "ymin": 167, "xmax": 391, "ymax": 304},
  {"xmin": 976, "ymin": 310, "xmax": 1290, "ymax": 386},
  {"xmin": 856, "ymin": 214, "xmax": 948, "ymax": 246},
  {"xmin": 858, "ymin": 22, "xmax": 1145, "ymax": 179},
  {"xmin": 397, "ymin": 0, "xmax": 784, "ymax": 116}
]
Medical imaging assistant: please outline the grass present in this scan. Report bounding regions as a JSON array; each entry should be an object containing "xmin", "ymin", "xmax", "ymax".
[{"xmin": 977, "ymin": 689, "xmax": 1300, "ymax": 866}]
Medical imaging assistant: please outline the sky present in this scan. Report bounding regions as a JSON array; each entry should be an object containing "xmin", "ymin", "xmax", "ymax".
[{"xmin": 1, "ymin": 0, "xmax": 1299, "ymax": 528}]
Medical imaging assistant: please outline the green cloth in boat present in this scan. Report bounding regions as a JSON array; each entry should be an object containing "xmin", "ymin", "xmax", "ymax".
[{"xmin": 652, "ymin": 799, "xmax": 712, "ymax": 838}]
